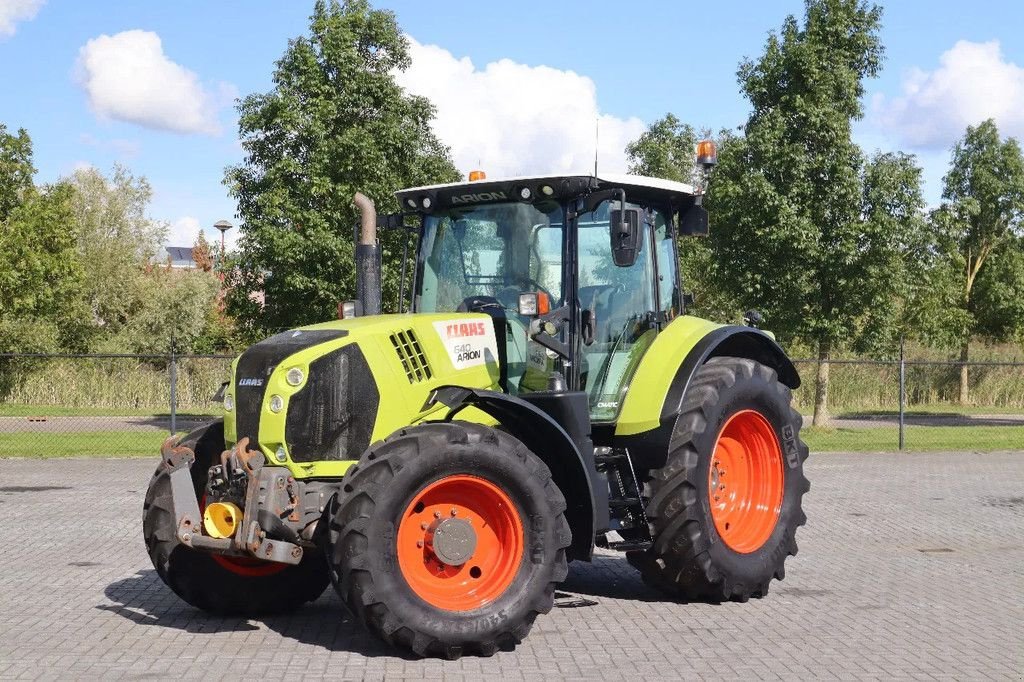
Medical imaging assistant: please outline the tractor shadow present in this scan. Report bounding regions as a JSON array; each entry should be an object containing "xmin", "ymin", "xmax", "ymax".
[
  {"xmin": 99, "ymin": 570, "xmax": 411, "ymax": 658},
  {"xmin": 559, "ymin": 553, "xmax": 694, "ymax": 605}
]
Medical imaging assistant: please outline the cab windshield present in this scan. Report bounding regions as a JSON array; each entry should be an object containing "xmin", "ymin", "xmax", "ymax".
[{"xmin": 417, "ymin": 201, "xmax": 564, "ymax": 313}]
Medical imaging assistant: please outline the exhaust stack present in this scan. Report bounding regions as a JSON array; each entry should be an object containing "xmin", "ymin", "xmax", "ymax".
[{"xmin": 353, "ymin": 192, "xmax": 382, "ymax": 316}]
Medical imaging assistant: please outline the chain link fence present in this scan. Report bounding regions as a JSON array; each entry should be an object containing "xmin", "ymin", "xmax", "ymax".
[
  {"xmin": 0, "ymin": 352, "xmax": 232, "ymax": 458},
  {"xmin": 1, "ymin": 352, "xmax": 1021, "ymax": 457},
  {"xmin": 791, "ymin": 357, "xmax": 1024, "ymax": 452}
]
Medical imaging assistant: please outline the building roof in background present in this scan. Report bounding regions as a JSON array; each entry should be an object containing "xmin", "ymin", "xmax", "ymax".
[{"xmin": 157, "ymin": 246, "xmax": 196, "ymax": 269}]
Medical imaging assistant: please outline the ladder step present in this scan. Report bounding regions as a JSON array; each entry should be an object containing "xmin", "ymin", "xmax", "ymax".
[
  {"xmin": 608, "ymin": 541, "xmax": 652, "ymax": 552},
  {"xmin": 594, "ymin": 453, "xmax": 627, "ymax": 465},
  {"xmin": 608, "ymin": 497, "xmax": 643, "ymax": 508}
]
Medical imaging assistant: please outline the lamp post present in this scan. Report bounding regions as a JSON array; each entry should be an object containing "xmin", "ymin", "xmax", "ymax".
[{"xmin": 213, "ymin": 219, "xmax": 233, "ymax": 280}]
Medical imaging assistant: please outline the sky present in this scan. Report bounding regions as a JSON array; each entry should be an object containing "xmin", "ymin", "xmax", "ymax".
[{"xmin": 2, "ymin": 0, "xmax": 1023, "ymax": 249}]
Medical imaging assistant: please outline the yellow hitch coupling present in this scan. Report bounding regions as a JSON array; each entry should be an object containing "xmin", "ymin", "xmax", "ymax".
[{"xmin": 203, "ymin": 501, "xmax": 243, "ymax": 539}]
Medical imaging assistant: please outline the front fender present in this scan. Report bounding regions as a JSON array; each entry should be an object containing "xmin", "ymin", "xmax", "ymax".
[{"xmin": 429, "ymin": 386, "xmax": 602, "ymax": 562}]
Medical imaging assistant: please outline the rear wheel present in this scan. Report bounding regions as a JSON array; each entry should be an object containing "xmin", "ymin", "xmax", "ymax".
[
  {"xmin": 326, "ymin": 422, "xmax": 570, "ymax": 659},
  {"xmin": 143, "ymin": 421, "xmax": 329, "ymax": 615},
  {"xmin": 628, "ymin": 356, "xmax": 809, "ymax": 601}
]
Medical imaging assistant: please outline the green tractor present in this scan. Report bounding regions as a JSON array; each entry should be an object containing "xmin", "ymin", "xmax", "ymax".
[{"xmin": 143, "ymin": 147, "xmax": 809, "ymax": 658}]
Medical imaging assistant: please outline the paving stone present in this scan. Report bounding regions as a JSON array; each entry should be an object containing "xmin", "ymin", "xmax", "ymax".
[{"xmin": 0, "ymin": 452, "xmax": 1021, "ymax": 679}]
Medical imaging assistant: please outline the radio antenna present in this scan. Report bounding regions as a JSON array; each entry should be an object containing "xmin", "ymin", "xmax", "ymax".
[{"xmin": 594, "ymin": 118, "xmax": 600, "ymax": 176}]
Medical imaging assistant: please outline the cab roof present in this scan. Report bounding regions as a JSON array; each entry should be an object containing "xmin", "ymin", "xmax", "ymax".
[{"xmin": 395, "ymin": 173, "xmax": 696, "ymax": 212}]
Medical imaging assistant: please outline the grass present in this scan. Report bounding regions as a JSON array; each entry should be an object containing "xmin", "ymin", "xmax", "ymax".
[
  {"xmin": 837, "ymin": 405, "xmax": 1024, "ymax": 416},
  {"xmin": 0, "ymin": 404, "xmax": 219, "ymax": 418},
  {"xmin": 3, "ymin": 423, "xmax": 1020, "ymax": 458},
  {"xmin": 802, "ymin": 425, "xmax": 1024, "ymax": 452},
  {"xmin": 0, "ymin": 430, "xmax": 178, "ymax": 458}
]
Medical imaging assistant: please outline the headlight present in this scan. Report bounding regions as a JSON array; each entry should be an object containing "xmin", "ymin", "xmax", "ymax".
[
  {"xmin": 223, "ymin": 393, "xmax": 234, "ymax": 411},
  {"xmin": 286, "ymin": 367, "xmax": 304, "ymax": 386},
  {"xmin": 269, "ymin": 394, "xmax": 284, "ymax": 413},
  {"xmin": 275, "ymin": 446, "xmax": 287, "ymax": 462}
]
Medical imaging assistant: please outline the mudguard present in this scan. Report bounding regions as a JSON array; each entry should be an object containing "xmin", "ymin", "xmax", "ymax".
[
  {"xmin": 614, "ymin": 317, "xmax": 800, "ymax": 470},
  {"xmin": 429, "ymin": 386, "xmax": 603, "ymax": 562}
]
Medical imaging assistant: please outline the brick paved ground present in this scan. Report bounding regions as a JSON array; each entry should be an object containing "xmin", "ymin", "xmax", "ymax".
[{"xmin": 0, "ymin": 452, "xmax": 1021, "ymax": 680}]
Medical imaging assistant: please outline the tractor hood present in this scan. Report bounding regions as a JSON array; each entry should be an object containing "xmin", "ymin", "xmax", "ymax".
[{"xmin": 222, "ymin": 313, "xmax": 501, "ymax": 478}]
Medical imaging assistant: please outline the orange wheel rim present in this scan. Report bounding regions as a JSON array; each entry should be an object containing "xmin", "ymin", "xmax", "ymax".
[
  {"xmin": 396, "ymin": 475, "xmax": 524, "ymax": 611},
  {"xmin": 200, "ymin": 494, "xmax": 286, "ymax": 577},
  {"xmin": 708, "ymin": 410, "xmax": 784, "ymax": 553}
]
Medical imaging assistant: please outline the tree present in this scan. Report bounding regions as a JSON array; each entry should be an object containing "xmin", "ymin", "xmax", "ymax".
[
  {"xmin": 0, "ymin": 182, "xmax": 84, "ymax": 353},
  {"xmin": 625, "ymin": 114, "xmax": 699, "ymax": 183},
  {"xmin": 225, "ymin": 0, "xmax": 460, "ymax": 340},
  {"xmin": 704, "ymin": 0, "xmax": 896, "ymax": 425},
  {"xmin": 192, "ymin": 232, "xmax": 214, "ymax": 272},
  {"xmin": 931, "ymin": 119, "xmax": 1024, "ymax": 403},
  {"xmin": 99, "ymin": 267, "xmax": 224, "ymax": 355},
  {"xmin": 854, "ymin": 151, "xmax": 936, "ymax": 354},
  {"xmin": 0, "ymin": 124, "xmax": 34, "ymax": 222},
  {"xmin": 0, "ymin": 126, "xmax": 85, "ymax": 354},
  {"xmin": 67, "ymin": 165, "xmax": 166, "ymax": 346},
  {"xmin": 625, "ymin": 119, "xmax": 742, "ymax": 321}
]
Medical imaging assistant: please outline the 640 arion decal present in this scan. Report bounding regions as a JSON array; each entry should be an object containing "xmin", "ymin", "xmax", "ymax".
[{"xmin": 433, "ymin": 319, "xmax": 499, "ymax": 370}]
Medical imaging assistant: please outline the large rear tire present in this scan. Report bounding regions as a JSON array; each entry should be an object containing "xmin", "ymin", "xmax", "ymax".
[
  {"xmin": 143, "ymin": 421, "xmax": 329, "ymax": 615},
  {"xmin": 326, "ymin": 421, "xmax": 571, "ymax": 659},
  {"xmin": 628, "ymin": 356, "xmax": 809, "ymax": 601}
]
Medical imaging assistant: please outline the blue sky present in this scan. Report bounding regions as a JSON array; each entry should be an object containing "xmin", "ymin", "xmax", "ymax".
[{"xmin": 2, "ymin": 0, "xmax": 1023, "ymax": 248}]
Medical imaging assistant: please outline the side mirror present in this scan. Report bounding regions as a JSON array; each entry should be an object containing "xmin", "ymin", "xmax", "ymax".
[
  {"xmin": 679, "ymin": 205, "xmax": 709, "ymax": 237},
  {"xmin": 610, "ymin": 208, "xmax": 641, "ymax": 267}
]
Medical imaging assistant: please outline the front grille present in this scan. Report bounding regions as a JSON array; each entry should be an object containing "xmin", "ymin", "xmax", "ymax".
[
  {"xmin": 233, "ymin": 328, "xmax": 348, "ymax": 447},
  {"xmin": 285, "ymin": 345, "xmax": 379, "ymax": 462},
  {"xmin": 390, "ymin": 329, "xmax": 432, "ymax": 383}
]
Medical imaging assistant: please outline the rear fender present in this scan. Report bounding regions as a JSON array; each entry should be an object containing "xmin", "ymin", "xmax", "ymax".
[
  {"xmin": 615, "ymin": 320, "xmax": 800, "ymax": 471},
  {"xmin": 429, "ymin": 386, "xmax": 602, "ymax": 561}
]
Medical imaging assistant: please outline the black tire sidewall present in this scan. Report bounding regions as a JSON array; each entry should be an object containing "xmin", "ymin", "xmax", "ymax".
[
  {"xmin": 340, "ymin": 425, "xmax": 563, "ymax": 643},
  {"xmin": 143, "ymin": 421, "xmax": 328, "ymax": 614},
  {"xmin": 683, "ymin": 366, "xmax": 804, "ymax": 588}
]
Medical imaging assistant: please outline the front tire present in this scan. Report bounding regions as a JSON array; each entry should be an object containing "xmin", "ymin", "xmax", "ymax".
[
  {"xmin": 143, "ymin": 421, "xmax": 329, "ymax": 615},
  {"xmin": 326, "ymin": 422, "xmax": 571, "ymax": 659},
  {"xmin": 628, "ymin": 356, "xmax": 809, "ymax": 601}
]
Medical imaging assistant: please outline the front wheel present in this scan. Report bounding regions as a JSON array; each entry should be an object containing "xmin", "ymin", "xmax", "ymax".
[
  {"xmin": 143, "ymin": 421, "xmax": 329, "ymax": 615},
  {"xmin": 628, "ymin": 356, "xmax": 809, "ymax": 601},
  {"xmin": 326, "ymin": 422, "xmax": 571, "ymax": 659}
]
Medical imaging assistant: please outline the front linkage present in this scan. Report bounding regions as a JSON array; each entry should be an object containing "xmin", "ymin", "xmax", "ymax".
[{"xmin": 157, "ymin": 434, "xmax": 335, "ymax": 567}]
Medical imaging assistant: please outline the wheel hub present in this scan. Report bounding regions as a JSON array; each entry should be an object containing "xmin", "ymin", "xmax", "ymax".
[
  {"xmin": 396, "ymin": 475, "xmax": 524, "ymax": 612},
  {"xmin": 708, "ymin": 409, "xmax": 785, "ymax": 554},
  {"xmin": 425, "ymin": 517, "xmax": 477, "ymax": 566}
]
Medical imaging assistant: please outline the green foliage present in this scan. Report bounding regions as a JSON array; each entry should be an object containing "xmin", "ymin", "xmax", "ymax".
[
  {"xmin": 0, "ymin": 181, "xmax": 84, "ymax": 354},
  {"xmin": 709, "ymin": 0, "xmax": 887, "ymax": 346},
  {"xmin": 68, "ymin": 165, "xmax": 166, "ymax": 347},
  {"xmin": 0, "ymin": 124, "xmax": 34, "ymax": 222},
  {"xmin": 96, "ymin": 267, "xmax": 224, "ymax": 355},
  {"xmin": 225, "ymin": 0, "xmax": 460, "ymax": 340},
  {"xmin": 625, "ymin": 116, "xmax": 740, "ymax": 321},
  {"xmin": 932, "ymin": 119, "xmax": 1024, "ymax": 345},
  {"xmin": 625, "ymin": 113, "xmax": 698, "ymax": 183}
]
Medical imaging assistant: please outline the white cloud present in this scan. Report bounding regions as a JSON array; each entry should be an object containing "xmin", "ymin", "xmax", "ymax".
[
  {"xmin": 165, "ymin": 216, "xmax": 240, "ymax": 250},
  {"xmin": 396, "ymin": 37, "xmax": 646, "ymax": 177},
  {"xmin": 75, "ymin": 30, "xmax": 231, "ymax": 135},
  {"xmin": 0, "ymin": 0, "xmax": 44, "ymax": 39},
  {"xmin": 167, "ymin": 216, "xmax": 203, "ymax": 247},
  {"xmin": 874, "ymin": 40, "xmax": 1024, "ymax": 148}
]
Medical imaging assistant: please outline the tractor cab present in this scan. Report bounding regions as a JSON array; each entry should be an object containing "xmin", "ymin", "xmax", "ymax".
[{"xmin": 395, "ymin": 173, "xmax": 709, "ymax": 423}]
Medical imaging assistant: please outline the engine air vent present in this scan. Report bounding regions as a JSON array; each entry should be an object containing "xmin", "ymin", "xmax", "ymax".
[{"xmin": 390, "ymin": 329, "xmax": 432, "ymax": 383}]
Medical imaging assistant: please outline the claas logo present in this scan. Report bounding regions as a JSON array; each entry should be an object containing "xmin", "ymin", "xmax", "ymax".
[{"xmin": 445, "ymin": 322, "xmax": 487, "ymax": 338}]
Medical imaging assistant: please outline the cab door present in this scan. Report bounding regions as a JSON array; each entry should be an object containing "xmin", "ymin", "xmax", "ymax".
[{"xmin": 574, "ymin": 199, "xmax": 663, "ymax": 423}]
